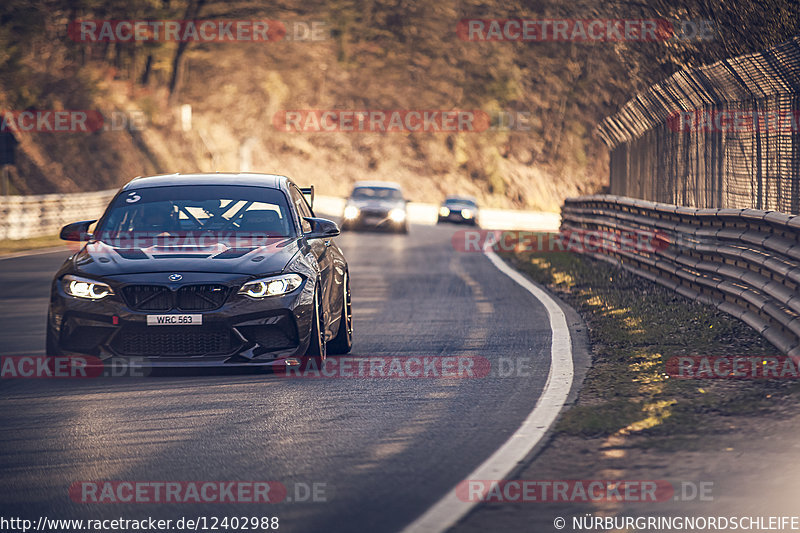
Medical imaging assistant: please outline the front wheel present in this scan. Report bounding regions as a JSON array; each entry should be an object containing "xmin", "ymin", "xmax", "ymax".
[{"xmin": 328, "ymin": 273, "xmax": 352, "ymax": 354}]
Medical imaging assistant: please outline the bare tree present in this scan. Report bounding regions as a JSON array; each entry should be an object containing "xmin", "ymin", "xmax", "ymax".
[{"xmin": 168, "ymin": 0, "xmax": 206, "ymax": 100}]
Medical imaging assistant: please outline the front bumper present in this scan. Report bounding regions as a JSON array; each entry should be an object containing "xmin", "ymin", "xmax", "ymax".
[
  {"xmin": 343, "ymin": 211, "xmax": 406, "ymax": 230},
  {"xmin": 438, "ymin": 212, "xmax": 477, "ymax": 225},
  {"xmin": 48, "ymin": 274, "xmax": 316, "ymax": 366}
]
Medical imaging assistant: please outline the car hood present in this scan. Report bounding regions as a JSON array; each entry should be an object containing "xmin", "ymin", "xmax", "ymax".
[
  {"xmin": 347, "ymin": 198, "xmax": 406, "ymax": 210},
  {"xmin": 70, "ymin": 236, "xmax": 300, "ymax": 278}
]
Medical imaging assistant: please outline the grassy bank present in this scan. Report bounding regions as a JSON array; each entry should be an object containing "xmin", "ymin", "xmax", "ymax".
[
  {"xmin": 0, "ymin": 235, "xmax": 65, "ymax": 255},
  {"xmin": 501, "ymin": 250, "xmax": 792, "ymax": 449}
]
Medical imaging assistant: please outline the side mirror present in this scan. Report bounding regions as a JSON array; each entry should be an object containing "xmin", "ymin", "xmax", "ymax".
[
  {"xmin": 60, "ymin": 220, "xmax": 96, "ymax": 241},
  {"xmin": 303, "ymin": 217, "xmax": 340, "ymax": 239}
]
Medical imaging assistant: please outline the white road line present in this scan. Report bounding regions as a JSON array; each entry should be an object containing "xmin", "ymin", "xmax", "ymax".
[{"xmin": 400, "ymin": 248, "xmax": 574, "ymax": 533}]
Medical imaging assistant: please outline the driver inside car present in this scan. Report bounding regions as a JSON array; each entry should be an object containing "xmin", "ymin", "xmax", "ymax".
[{"xmin": 136, "ymin": 204, "xmax": 177, "ymax": 236}]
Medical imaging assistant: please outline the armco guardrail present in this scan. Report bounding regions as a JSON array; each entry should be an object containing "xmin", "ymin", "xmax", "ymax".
[
  {"xmin": 561, "ymin": 195, "xmax": 800, "ymax": 357},
  {"xmin": 0, "ymin": 190, "xmax": 117, "ymax": 240}
]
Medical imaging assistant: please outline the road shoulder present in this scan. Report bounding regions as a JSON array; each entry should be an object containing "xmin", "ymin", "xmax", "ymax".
[{"xmin": 454, "ymin": 250, "xmax": 800, "ymax": 532}]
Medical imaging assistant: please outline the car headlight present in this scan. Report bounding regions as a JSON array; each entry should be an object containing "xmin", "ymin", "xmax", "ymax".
[
  {"xmin": 461, "ymin": 209, "xmax": 474, "ymax": 219},
  {"xmin": 439, "ymin": 206, "xmax": 450, "ymax": 217},
  {"xmin": 343, "ymin": 205, "xmax": 360, "ymax": 220},
  {"xmin": 62, "ymin": 275, "xmax": 114, "ymax": 300},
  {"xmin": 238, "ymin": 273, "xmax": 304, "ymax": 298},
  {"xmin": 389, "ymin": 208, "xmax": 406, "ymax": 223}
]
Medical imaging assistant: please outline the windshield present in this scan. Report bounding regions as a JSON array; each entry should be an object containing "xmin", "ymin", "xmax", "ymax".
[
  {"xmin": 96, "ymin": 185, "xmax": 295, "ymax": 238},
  {"xmin": 445, "ymin": 198, "xmax": 477, "ymax": 207},
  {"xmin": 351, "ymin": 187, "xmax": 404, "ymax": 200}
]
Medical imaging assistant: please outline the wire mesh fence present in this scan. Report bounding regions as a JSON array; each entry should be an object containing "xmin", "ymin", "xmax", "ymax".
[{"xmin": 597, "ymin": 36, "xmax": 800, "ymax": 214}]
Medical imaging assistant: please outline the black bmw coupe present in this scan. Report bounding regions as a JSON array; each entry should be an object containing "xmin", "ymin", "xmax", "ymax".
[{"xmin": 46, "ymin": 173, "xmax": 352, "ymax": 370}]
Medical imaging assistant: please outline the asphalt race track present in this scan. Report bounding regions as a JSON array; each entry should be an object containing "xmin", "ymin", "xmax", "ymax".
[{"xmin": 0, "ymin": 223, "xmax": 554, "ymax": 533}]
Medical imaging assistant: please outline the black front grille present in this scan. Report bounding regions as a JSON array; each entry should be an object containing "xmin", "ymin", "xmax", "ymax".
[
  {"xmin": 111, "ymin": 325, "xmax": 234, "ymax": 357},
  {"xmin": 178, "ymin": 285, "xmax": 229, "ymax": 311},
  {"xmin": 360, "ymin": 208, "xmax": 389, "ymax": 217},
  {"xmin": 122, "ymin": 284, "xmax": 229, "ymax": 311},
  {"xmin": 122, "ymin": 285, "xmax": 172, "ymax": 311}
]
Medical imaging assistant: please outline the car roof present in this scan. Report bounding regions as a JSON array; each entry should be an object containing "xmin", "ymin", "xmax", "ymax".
[
  {"xmin": 121, "ymin": 173, "xmax": 292, "ymax": 191},
  {"xmin": 352, "ymin": 181, "xmax": 403, "ymax": 190}
]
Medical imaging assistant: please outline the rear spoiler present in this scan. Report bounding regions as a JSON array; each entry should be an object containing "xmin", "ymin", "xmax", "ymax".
[{"xmin": 300, "ymin": 186, "xmax": 315, "ymax": 208}]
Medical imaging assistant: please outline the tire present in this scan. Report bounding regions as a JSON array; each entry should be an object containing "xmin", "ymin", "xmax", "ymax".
[
  {"xmin": 301, "ymin": 288, "xmax": 326, "ymax": 369},
  {"xmin": 398, "ymin": 224, "xmax": 409, "ymax": 234},
  {"xmin": 327, "ymin": 272, "xmax": 352, "ymax": 354}
]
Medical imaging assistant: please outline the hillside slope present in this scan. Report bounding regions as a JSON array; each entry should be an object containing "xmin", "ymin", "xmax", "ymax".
[{"xmin": 1, "ymin": 0, "xmax": 798, "ymax": 210}]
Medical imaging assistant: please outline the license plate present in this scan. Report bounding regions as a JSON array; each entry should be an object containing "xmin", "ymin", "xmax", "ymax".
[
  {"xmin": 364, "ymin": 216, "xmax": 382, "ymax": 225},
  {"xmin": 146, "ymin": 314, "xmax": 202, "ymax": 326}
]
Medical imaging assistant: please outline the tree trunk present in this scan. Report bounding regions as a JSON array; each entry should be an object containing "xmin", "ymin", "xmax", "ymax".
[
  {"xmin": 141, "ymin": 54, "xmax": 153, "ymax": 85},
  {"xmin": 168, "ymin": 0, "xmax": 206, "ymax": 100}
]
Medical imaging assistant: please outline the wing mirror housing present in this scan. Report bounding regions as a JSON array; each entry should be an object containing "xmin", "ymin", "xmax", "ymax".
[
  {"xmin": 303, "ymin": 217, "xmax": 340, "ymax": 239},
  {"xmin": 60, "ymin": 220, "xmax": 96, "ymax": 241}
]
